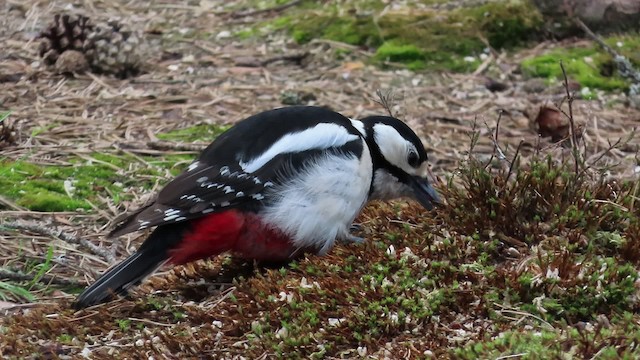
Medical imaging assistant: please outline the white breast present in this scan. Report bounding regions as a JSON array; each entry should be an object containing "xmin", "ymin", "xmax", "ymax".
[{"xmin": 261, "ymin": 142, "xmax": 373, "ymax": 255}]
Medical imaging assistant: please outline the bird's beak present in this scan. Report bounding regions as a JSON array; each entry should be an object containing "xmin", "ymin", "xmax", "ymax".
[{"xmin": 409, "ymin": 175, "xmax": 441, "ymax": 211}]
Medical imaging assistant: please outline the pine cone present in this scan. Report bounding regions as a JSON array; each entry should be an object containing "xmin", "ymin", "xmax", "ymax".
[
  {"xmin": 38, "ymin": 14, "xmax": 93, "ymax": 65},
  {"xmin": 38, "ymin": 14, "xmax": 146, "ymax": 78},
  {"xmin": 83, "ymin": 20, "xmax": 145, "ymax": 78}
]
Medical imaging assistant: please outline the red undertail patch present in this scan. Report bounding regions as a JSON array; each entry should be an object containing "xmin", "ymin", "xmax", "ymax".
[{"xmin": 168, "ymin": 210, "xmax": 303, "ymax": 265}]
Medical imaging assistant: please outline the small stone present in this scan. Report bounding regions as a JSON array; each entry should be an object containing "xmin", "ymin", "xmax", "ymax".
[
  {"xmin": 80, "ymin": 347, "xmax": 91, "ymax": 358},
  {"xmin": 276, "ymin": 327, "xmax": 288, "ymax": 339},
  {"xmin": 216, "ymin": 30, "xmax": 231, "ymax": 39},
  {"xmin": 357, "ymin": 346, "xmax": 367, "ymax": 356},
  {"xmin": 522, "ymin": 78, "xmax": 546, "ymax": 94}
]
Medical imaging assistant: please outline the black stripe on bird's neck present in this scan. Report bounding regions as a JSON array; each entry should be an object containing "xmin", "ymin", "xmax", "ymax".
[{"xmin": 363, "ymin": 121, "xmax": 410, "ymax": 196}]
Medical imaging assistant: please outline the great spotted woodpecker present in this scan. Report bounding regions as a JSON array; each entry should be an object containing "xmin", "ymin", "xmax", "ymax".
[{"xmin": 74, "ymin": 106, "xmax": 440, "ymax": 308}]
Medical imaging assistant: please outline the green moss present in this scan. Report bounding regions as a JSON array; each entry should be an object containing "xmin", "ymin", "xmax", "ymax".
[
  {"xmin": 471, "ymin": 1, "xmax": 544, "ymax": 49},
  {"xmin": 291, "ymin": 14, "xmax": 380, "ymax": 46},
  {"xmin": 374, "ymin": 42, "xmax": 424, "ymax": 63},
  {"xmin": 0, "ymin": 154, "xmax": 164, "ymax": 212},
  {"xmin": 455, "ymin": 319, "xmax": 640, "ymax": 359},
  {"xmin": 0, "ymin": 123, "xmax": 229, "ymax": 212},
  {"xmin": 521, "ymin": 34, "xmax": 640, "ymax": 91},
  {"xmin": 156, "ymin": 123, "xmax": 230, "ymax": 143},
  {"xmin": 277, "ymin": 0, "xmax": 543, "ymax": 72}
]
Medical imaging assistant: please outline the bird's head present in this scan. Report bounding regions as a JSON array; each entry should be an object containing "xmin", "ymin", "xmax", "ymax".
[{"xmin": 360, "ymin": 115, "xmax": 441, "ymax": 210}]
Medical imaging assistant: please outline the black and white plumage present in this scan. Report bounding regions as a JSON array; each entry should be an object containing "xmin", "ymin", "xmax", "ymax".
[{"xmin": 75, "ymin": 106, "xmax": 440, "ymax": 308}]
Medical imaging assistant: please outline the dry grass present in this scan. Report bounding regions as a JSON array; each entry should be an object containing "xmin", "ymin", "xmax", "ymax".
[{"xmin": 1, "ymin": 0, "xmax": 640, "ymax": 358}]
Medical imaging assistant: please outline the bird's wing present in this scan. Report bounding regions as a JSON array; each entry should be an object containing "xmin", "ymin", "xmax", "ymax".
[
  {"xmin": 108, "ymin": 161, "xmax": 274, "ymax": 238},
  {"xmin": 109, "ymin": 107, "xmax": 365, "ymax": 238}
]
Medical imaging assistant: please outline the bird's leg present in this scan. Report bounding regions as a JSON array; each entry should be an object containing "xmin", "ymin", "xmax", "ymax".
[{"xmin": 338, "ymin": 223, "xmax": 365, "ymax": 244}]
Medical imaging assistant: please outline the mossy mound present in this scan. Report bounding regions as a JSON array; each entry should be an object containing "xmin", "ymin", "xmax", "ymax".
[
  {"xmin": 3, "ymin": 142, "xmax": 640, "ymax": 358},
  {"xmin": 278, "ymin": 0, "xmax": 543, "ymax": 71},
  {"xmin": 521, "ymin": 34, "xmax": 640, "ymax": 91},
  {"xmin": 0, "ymin": 123, "xmax": 227, "ymax": 212},
  {"xmin": 156, "ymin": 123, "xmax": 229, "ymax": 143}
]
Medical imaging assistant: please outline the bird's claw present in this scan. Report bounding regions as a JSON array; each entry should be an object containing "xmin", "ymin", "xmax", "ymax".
[
  {"xmin": 339, "ymin": 224, "xmax": 365, "ymax": 244},
  {"xmin": 339, "ymin": 234, "xmax": 365, "ymax": 244}
]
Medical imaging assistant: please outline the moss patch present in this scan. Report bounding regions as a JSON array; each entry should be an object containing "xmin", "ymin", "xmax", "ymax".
[
  {"xmin": 2, "ymin": 138, "xmax": 640, "ymax": 357},
  {"xmin": 270, "ymin": 0, "xmax": 543, "ymax": 72},
  {"xmin": 156, "ymin": 123, "xmax": 230, "ymax": 143},
  {"xmin": 0, "ymin": 123, "xmax": 229, "ymax": 212},
  {"xmin": 0, "ymin": 153, "xmax": 191, "ymax": 212},
  {"xmin": 521, "ymin": 34, "xmax": 640, "ymax": 91},
  {"xmin": 455, "ymin": 322, "xmax": 640, "ymax": 359}
]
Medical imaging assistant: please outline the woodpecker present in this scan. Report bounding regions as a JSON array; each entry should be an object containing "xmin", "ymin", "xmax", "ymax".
[{"xmin": 74, "ymin": 106, "xmax": 440, "ymax": 308}]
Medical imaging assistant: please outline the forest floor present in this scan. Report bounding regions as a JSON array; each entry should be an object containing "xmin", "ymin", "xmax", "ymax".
[{"xmin": 1, "ymin": 0, "xmax": 640, "ymax": 358}]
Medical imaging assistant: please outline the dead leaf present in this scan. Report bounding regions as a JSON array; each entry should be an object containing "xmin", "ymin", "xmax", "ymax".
[
  {"xmin": 534, "ymin": 105, "xmax": 569, "ymax": 142},
  {"xmin": 343, "ymin": 61, "xmax": 365, "ymax": 71}
]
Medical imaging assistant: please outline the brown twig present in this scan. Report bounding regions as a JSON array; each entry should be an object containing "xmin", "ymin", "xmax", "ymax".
[
  {"xmin": 574, "ymin": 17, "xmax": 640, "ymax": 88},
  {"xmin": 2, "ymin": 221, "xmax": 116, "ymax": 264},
  {"xmin": 260, "ymin": 52, "xmax": 309, "ymax": 67},
  {"xmin": 559, "ymin": 61, "xmax": 581, "ymax": 175},
  {"xmin": 147, "ymin": 140, "xmax": 207, "ymax": 152},
  {"xmin": 573, "ymin": 18, "xmax": 616, "ymax": 57},
  {"xmin": 484, "ymin": 110, "xmax": 507, "ymax": 169},
  {"xmin": 374, "ymin": 89, "xmax": 396, "ymax": 117},
  {"xmin": 578, "ymin": 130, "xmax": 636, "ymax": 179},
  {"xmin": 0, "ymin": 268, "xmax": 83, "ymax": 287},
  {"xmin": 230, "ymin": 0, "xmax": 303, "ymax": 18},
  {"xmin": 504, "ymin": 140, "xmax": 524, "ymax": 186}
]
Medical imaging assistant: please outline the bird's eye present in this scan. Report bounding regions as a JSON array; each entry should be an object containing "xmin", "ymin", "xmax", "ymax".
[{"xmin": 407, "ymin": 151, "xmax": 420, "ymax": 167}]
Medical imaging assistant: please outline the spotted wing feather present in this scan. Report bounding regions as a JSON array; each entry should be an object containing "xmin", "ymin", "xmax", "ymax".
[{"xmin": 109, "ymin": 161, "xmax": 272, "ymax": 238}]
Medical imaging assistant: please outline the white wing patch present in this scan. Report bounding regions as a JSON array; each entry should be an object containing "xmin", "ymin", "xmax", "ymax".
[
  {"xmin": 239, "ymin": 123, "xmax": 359, "ymax": 173},
  {"xmin": 187, "ymin": 161, "xmax": 200, "ymax": 172}
]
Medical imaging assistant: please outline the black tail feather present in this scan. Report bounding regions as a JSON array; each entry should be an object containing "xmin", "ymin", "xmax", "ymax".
[
  {"xmin": 73, "ymin": 250, "xmax": 167, "ymax": 309},
  {"xmin": 73, "ymin": 223, "xmax": 189, "ymax": 309}
]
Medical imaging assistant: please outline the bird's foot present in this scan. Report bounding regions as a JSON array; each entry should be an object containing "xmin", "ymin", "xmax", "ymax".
[
  {"xmin": 339, "ymin": 233, "xmax": 365, "ymax": 244},
  {"xmin": 338, "ymin": 224, "xmax": 365, "ymax": 244}
]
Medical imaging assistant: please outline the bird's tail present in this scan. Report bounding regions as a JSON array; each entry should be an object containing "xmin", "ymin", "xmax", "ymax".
[{"xmin": 73, "ymin": 223, "xmax": 187, "ymax": 309}]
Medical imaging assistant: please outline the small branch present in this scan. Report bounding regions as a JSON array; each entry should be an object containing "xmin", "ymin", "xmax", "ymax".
[
  {"xmin": 374, "ymin": 89, "xmax": 396, "ymax": 117},
  {"xmin": 484, "ymin": 110, "xmax": 507, "ymax": 169},
  {"xmin": 0, "ymin": 268, "xmax": 83, "ymax": 287},
  {"xmin": 505, "ymin": 140, "xmax": 524, "ymax": 185},
  {"xmin": 573, "ymin": 18, "xmax": 617, "ymax": 57},
  {"xmin": 559, "ymin": 61, "xmax": 580, "ymax": 175},
  {"xmin": 260, "ymin": 52, "xmax": 309, "ymax": 67},
  {"xmin": 578, "ymin": 130, "xmax": 636, "ymax": 179},
  {"xmin": 147, "ymin": 140, "xmax": 207, "ymax": 152},
  {"xmin": 467, "ymin": 116, "xmax": 480, "ymax": 156},
  {"xmin": 2, "ymin": 221, "xmax": 116, "ymax": 264},
  {"xmin": 0, "ymin": 195, "xmax": 26, "ymax": 211},
  {"xmin": 574, "ymin": 17, "xmax": 640, "ymax": 88},
  {"xmin": 235, "ymin": 52, "xmax": 310, "ymax": 67},
  {"xmin": 230, "ymin": 0, "xmax": 303, "ymax": 18}
]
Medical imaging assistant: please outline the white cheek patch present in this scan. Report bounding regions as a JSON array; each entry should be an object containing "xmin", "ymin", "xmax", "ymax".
[
  {"xmin": 239, "ymin": 123, "xmax": 359, "ymax": 173},
  {"xmin": 372, "ymin": 123, "xmax": 418, "ymax": 175}
]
